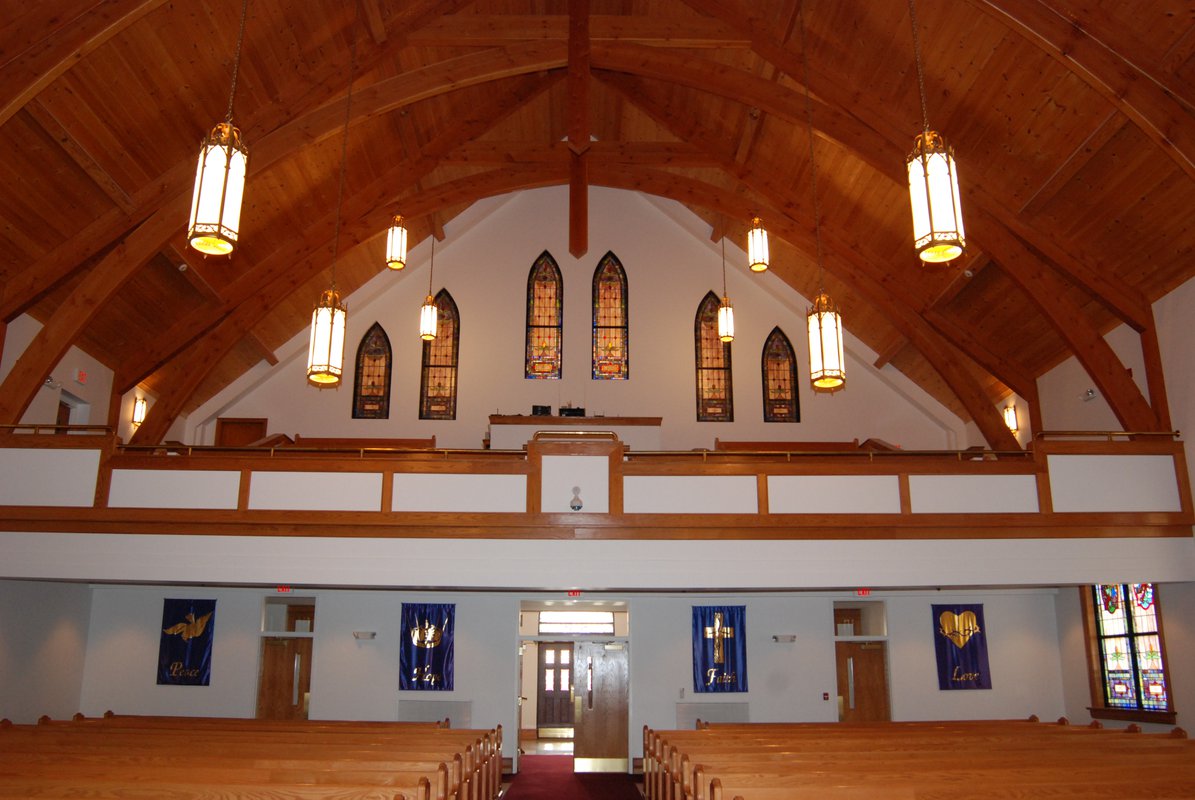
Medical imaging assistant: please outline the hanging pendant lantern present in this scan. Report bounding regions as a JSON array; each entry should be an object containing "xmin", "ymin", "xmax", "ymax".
[
  {"xmin": 906, "ymin": 0, "xmax": 965, "ymax": 264},
  {"xmin": 907, "ymin": 130, "xmax": 965, "ymax": 263},
  {"xmin": 187, "ymin": 123, "xmax": 248, "ymax": 255},
  {"xmin": 419, "ymin": 236, "xmax": 438, "ymax": 341},
  {"xmin": 717, "ymin": 295, "xmax": 735, "ymax": 343},
  {"xmin": 807, "ymin": 292, "xmax": 845, "ymax": 392},
  {"xmin": 419, "ymin": 294, "xmax": 438, "ymax": 341},
  {"xmin": 747, "ymin": 216, "xmax": 769, "ymax": 273},
  {"xmin": 1003, "ymin": 403, "xmax": 1019, "ymax": 435},
  {"xmin": 306, "ymin": 288, "xmax": 347, "ymax": 387},
  {"xmin": 385, "ymin": 214, "xmax": 408, "ymax": 270},
  {"xmin": 187, "ymin": 0, "xmax": 250, "ymax": 257}
]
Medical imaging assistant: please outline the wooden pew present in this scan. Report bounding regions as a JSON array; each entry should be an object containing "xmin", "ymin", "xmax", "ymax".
[
  {"xmin": 644, "ymin": 720, "xmax": 1194, "ymax": 800},
  {"xmin": 0, "ymin": 716, "xmax": 502, "ymax": 800}
]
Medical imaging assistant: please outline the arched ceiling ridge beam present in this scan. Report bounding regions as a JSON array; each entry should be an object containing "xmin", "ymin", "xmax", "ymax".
[
  {"xmin": 596, "ymin": 70, "xmax": 1038, "ymax": 403},
  {"xmin": 968, "ymin": 0, "xmax": 1195, "ymax": 183},
  {"xmin": 116, "ymin": 72, "xmax": 563, "ymax": 393},
  {"xmin": 673, "ymin": 0, "xmax": 1151, "ymax": 331},
  {"xmin": 0, "ymin": 0, "xmax": 168, "ymax": 129}
]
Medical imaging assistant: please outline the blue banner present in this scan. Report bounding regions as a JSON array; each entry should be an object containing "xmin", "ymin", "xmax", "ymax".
[
  {"xmin": 400, "ymin": 603, "xmax": 454, "ymax": 691},
  {"xmin": 692, "ymin": 605, "xmax": 748, "ymax": 692},
  {"xmin": 158, "ymin": 598, "xmax": 215, "ymax": 686},
  {"xmin": 932, "ymin": 603, "xmax": 992, "ymax": 690}
]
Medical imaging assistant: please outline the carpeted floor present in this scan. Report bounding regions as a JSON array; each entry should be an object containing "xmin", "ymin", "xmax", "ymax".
[{"xmin": 502, "ymin": 755, "xmax": 642, "ymax": 800}]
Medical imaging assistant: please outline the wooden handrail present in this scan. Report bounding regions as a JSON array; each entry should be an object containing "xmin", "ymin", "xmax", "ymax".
[
  {"xmin": 1034, "ymin": 430, "xmax": 1181, "ymax": 440},
  {"xmin": 0, "ymin": 423, "xmax": 114, "ymax": 435}
]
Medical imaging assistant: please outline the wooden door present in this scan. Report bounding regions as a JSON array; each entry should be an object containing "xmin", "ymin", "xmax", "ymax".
[
  {"xmin": 835, "ymin": 641, "xmax": 890, "ymax": 722},
  {"xmin": 256, "ymin": 637, "xmax": 313, "ymax": 720},
  {"xmin": 215, "ymin": 417, "xmax": 268, "ymax": 446},
  {"xmin": 536, "ymin": 642, "xmax": 574, "ymax": 736},
  {"xmin": 573, "ymin": 641, "xmax": 629, "ymax": 773}
]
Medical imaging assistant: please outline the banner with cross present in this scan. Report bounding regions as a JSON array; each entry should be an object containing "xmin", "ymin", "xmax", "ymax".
[{"xmin": 692, "ymin": 605, "xmax": 748, "ymax": 692}]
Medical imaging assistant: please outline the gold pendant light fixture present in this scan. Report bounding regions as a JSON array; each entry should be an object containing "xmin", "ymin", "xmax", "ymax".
[
  {"xmin": 906, "ymin": 0, "xmax": 965, "ymax": 263},
  {"xmin": 798, "ymin": 1, "xmax": 845, "ymax": 393},
  {"xmin": 187, "ymin": 0, "xmax": 251, "ymax": 257},
  {"xmin": 419, "ymin": 236, "xmax": 438, "ymax": 341},
  {"xmin": 747, "ymin": 216, "xmax": 769, "ymax": 273},
  {"xmin": 385, "ymin": 214, "xmax": 408, "ymax": 270},
  {"xmin": 717, "ymin": 229, "xmax": 735, "ymax": 343},
  {"xmin": 305, "ymin": 4, "xmax": 359, "ymax": 388}
]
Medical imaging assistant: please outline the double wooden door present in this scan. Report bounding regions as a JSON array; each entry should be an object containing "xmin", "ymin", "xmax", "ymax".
[
  {"xmin": 573, "ymin": 641, "xmax": 629, "ymax": 773},
  {"xmin": 536, "ymin": 642, "xmax": 575, "ymax": 736}
]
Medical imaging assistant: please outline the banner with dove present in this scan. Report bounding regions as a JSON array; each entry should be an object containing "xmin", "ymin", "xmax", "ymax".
[
  {"xmin": 158, "ymin": 598, "xmax": 216, "ymax": 686},
  {"xmin": 932, "ymin": 603, "xmax": 992, "ymax": 690},
  {"xmin": 400, "ymin": 602, "xmax": 454, "ymax": 691},
  {"xmin": 692, "ymin": 605, "xmax": 748, "ymax": 693}
]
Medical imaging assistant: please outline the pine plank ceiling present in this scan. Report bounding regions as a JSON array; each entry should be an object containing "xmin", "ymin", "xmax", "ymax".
[{"xmin": 0, "ymin": 0, "xmax": 1191, "ymax": 448}]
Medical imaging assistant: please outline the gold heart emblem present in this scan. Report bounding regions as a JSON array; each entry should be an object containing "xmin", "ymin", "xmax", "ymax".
[{"xmin": 939, "ymin": 610, "xmax": 981, "ymax": 649}]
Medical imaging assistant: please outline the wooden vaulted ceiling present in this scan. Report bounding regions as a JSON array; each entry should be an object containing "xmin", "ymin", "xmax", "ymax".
[{"xmin": 1, "ymin": 0, "xmax": 1192, "ymax": 448}]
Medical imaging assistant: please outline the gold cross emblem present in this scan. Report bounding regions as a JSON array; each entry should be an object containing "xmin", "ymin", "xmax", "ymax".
[{"xmin": 704, "ymin": 612, "xmax": 735, "ymax": 664}]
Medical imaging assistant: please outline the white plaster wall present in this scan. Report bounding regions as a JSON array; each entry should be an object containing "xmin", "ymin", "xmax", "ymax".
[
  {"xmin": 79, "ymin": 586, "xmax": 262, "ymax": 718},
  {"xmin": 0, "ymin": 579, "xmax": 91, "ymax": 722},
  {"xmin": 191, "ymin": 188, "xmax": 967, "ymax": 452}
]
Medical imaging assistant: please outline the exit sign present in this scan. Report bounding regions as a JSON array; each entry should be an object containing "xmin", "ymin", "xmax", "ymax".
[
  {"xmin": 567, "ymin": 590, "xmax": 582, "ymax": 597},
  {"xmin": 855, "ymin": 588, "xmax": 872, "ymax": 597},
  {"xmin": 276, "ymin": 586, "xmax": 293, "ymax": 593}
]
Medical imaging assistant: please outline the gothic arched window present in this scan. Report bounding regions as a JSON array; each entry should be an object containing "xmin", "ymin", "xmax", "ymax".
[
  {"xmin": 592, "ymin": 252, "xmax": 628, "ymax": 380},
  {"xmin": 762, "ymin": 327, "xmax": 799, "ymax": 422},
  {"xmin": 526, "ymin": 251, "xmax": 563, "ymax": 379},
  {"xmin": 695, "ymin": 291, "xmax": 733, "ymax": 422},
  {"xmin": 419, "ymin": 290, "xmax": 460, "ymax": 420},
  {"xmin": 352, "ymin": 322, "xmax": 391, "ymax": 419}
]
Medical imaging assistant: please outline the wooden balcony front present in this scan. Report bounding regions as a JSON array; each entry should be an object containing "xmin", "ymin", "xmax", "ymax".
[{"xmin": 0, "ymin": 428, "xmax": 1190, "ymax": 541}]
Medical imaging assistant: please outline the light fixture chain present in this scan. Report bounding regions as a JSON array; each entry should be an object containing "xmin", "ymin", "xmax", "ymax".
[
  {"xmin": 428, "ymin": 235, "xmax": 435, "ymax": 294},
  {"xmin": 330, "ymin": 0, "xmax": 361, "ymax": 288},
  {"xmin": 908, "ymin": 0, "xmax": 931, "ymax": 134},
  {"xmin": 797, "ymin": 0, "xmax": 826, "ymax": 292},
  {"xmin": 720, "ymin": 224, "xmax": 727, "ymax": 295},
  {"xmin": 225, "ymin": 0, "xmax": 249, "ymax": 123}
]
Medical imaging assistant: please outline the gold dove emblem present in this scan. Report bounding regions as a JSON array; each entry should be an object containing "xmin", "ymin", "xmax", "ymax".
[
  {"xmin": 163, "ymin": 612, "xmax": 213, "ymax": 641},
  {"xmin": 938, "ymin": 610, "xmax": 980, "ymax": 649}
]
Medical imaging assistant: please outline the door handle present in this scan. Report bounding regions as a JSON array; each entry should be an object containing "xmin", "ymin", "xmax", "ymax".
[
  {"xmin": 293, "ymin": 652, "xmax": 301, "ymax": 706},
  {"xmin": 847, "ymin": 656, "xmax": 855, "ymax": 710},
  {"xmin": 587, "ymin": 658, "xmax": 594, "ymax": 710}
]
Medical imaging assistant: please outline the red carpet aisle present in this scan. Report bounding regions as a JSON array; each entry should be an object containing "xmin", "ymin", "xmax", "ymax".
[{"xmin": 502, "ymin": 755, "xmax": 643, "ymax": 800}]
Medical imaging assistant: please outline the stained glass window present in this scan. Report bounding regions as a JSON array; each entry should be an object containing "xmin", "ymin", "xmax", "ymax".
[
  {"xmin": 695, "ymin": 291, "xmax": 733, "ymax": 422},
  {"xmin": 761, "ymin": 327, "xmax": 799, "ymax": 423},
  {"xmin": 526, "ymin": 251, "xmax": 563, "ymax": 379},
  {"xmin": 592, "ymin": 252, "xmax": 628, "ymax": 380},
  {"xmin": 352, "ymin": 322, "xmax": 391, "ymax": 419},
  {"xmin": 1088, "ymin": 583, "xmax": 1172, "ymax": 717},
  {"xmin": 419, "ymin": 290, "xmax": 459, "ymax": 420}
]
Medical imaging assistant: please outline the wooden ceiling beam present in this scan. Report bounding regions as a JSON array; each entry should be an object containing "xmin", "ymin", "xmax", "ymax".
[
  {"xmin": 166, "ymin": 244, "xmax": 224, "ymax": 305},
  {"xmin": 116, "ymin": 73, "xmax": 563, "ymax": 394},
  {"xmin": 0, "ymin": 0, "xmax": 167, "ymax": 128},
  {"xmin": 568, "ymin": 0, "xmax": 591, "ymax": 257},
  {"xmin": 967, "ymin": 211, "xmax": 1159, "ymax": 431},
  {"xmin": 1018, "ymin": 110, "xmax": 1126, "ymax": 216},
  {"xmin": 601, "ymin": 71, "xmax": 1040, "ymax": 409},
  {"xmin": 0, "ymin": 192, "xmax": 189, "ymax": 425},
  {"xmin": 405, "ymin": 15, "xmax": 750, "ymax": 48},
  {"xmin": 360, "ymin": 0, "xmax": 388, "ymax": 45},
  {"xmin": 24, "ymin": 99, "xmax": 134, "ymax": 213},
  {"xmin": 675, "ymin": 0, "xmax": 1152, "ymax": 332},
  {"xmin": 872, "ymin": 335, "xmax": 907, "ymax": 370},
  {"xmin": 970, "ymin": 0, "xmax": 1195, "ymax": 183},
  {"xmin": 442, "ymin": 140, "xmax": 714, "ymax": 166}
]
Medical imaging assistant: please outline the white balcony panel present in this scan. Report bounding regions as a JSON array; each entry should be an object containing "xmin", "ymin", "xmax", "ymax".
[
  {"xmin": 768, "ymin": 475, "xmax": 901, "ymax": 514},
  {"xmin": 109, "ymin": 469, "xmax": 240, "ymax": 510},
  {"xmin": 1048, "ymin": 454, "xmax": 1182, "ymax": 513},
  {"xmin": 249, "ymin": 471, "xmax": 383, "ymax": 512},
  {"xmin": 625, "ymin": 475, "xmax": 757, "ymax": 514},
  {"xmin": 541, "ymin": 455, "xmax": 608, "ymax": 513},
  {"xmin": 0, "ymin": 448, "xmax": 100, "ymax": 507},
  {"xmin": 393, "ymin": 473, "xmax": 526, "ymax": 512},
  {"xmin": 909, "ymin": 474, "xmax": 1039, "ymax": 513}
]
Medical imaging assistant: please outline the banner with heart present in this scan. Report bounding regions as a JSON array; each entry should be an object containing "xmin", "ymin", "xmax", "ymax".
[{"xmin": 932, "ymin": 603, "xmax": 992, "ymax": 690}]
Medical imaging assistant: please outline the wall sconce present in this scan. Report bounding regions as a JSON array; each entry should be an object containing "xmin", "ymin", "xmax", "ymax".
[
  {"xmin": 132, "ymin": 397, "xmax": 147, "ymax": 427},
  {"xmin": 1002, "ymin": 404, "xmax": 1018, "ymax": 435},
  {"xmin": 352, "ymin": 631, "xmax": 376, "ymax": 640}
]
